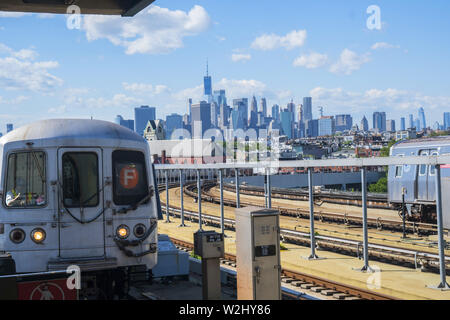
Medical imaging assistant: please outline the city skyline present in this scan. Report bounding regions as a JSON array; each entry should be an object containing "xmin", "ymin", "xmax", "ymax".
[{"xmin": 1, "ymin": 0, "xmax": 450, "ymax": 131}]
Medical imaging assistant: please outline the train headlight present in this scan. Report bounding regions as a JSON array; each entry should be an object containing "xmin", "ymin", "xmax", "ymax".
[
  {"xmin": 10, "ymin": 228, "xmax": 25, "ymax": 244},
  {"xmin": 31, "ymin": 228, "xmax": 46, "ymax": 244},
  {"xmin": 133, "ymin": 224, "xmax": 147, "ymax": 238},
  {"xmin": 116, "ymin": 225, "xmax": 130, "ymax": 239}
]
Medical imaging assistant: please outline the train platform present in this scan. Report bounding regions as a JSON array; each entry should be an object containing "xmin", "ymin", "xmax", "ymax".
[{"xmin": 158, "ymin": 188, "xmax": 450, "ymax": 300}]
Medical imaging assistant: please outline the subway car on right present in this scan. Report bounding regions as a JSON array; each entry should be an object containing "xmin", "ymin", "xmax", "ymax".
[{"xmin": 388, "ymin": 136, "xmax": 450, "ymax": 228}]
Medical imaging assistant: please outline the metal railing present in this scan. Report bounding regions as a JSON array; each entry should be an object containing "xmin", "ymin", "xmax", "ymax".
[{"xmin": 154, "ymin": 155, "xmax": 450, "ymax": 290}]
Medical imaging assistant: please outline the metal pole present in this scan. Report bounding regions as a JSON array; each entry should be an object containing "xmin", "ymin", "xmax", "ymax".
[
  {"xmin": 308, "ymin": 168, "xmax": 318, "ymax": 259},
  {"xmin": 179, "ymin": 169, "xmax": 186, "ymax": 227},
  {"xmin": 165, "ymin": 170, "xmax": 170, "ymax": 223},
  {"xmin": 431, "ymin": 165, "xmax": 450, "ymax": 289},
  {"xmin": 402, "ymin": 188, "xmax": 406, "ymax": 239},
  {"xmin": 219, "ymin": 169, "xmax": 225, "ymax": 235},
  {"xmin": 267, "ymin": 167, "xmax": 272, "ymax": 209},
  {"xmin": 235, "ymin": 168, "xmax": 240, "ymax": 208},
  {"xmin": 197, "ymin": 169, "xmax": 203, "ymax": 231},
  {"xmin": 360, "ymin": 167, "xmax": 371, "ymax": 272},
  {"xmin": 264, "ymin": 173, "xmax": 268, "ymax": 208}
]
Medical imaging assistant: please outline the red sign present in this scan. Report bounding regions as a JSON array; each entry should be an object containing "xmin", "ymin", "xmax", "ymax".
[
  {"xmin": 441, "ymin": 164, "xmax": 450, "ymax": 169},
  {"xmin": 18, "ymin": 279, "xmax": 78, "ymax": 300},
  {"xmin": 120, "ymin": 166, "xmax": 139, "ymax": 189}
]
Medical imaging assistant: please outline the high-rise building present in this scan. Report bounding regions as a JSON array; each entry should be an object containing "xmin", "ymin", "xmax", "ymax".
[
  {"xmin": 335, "ymin": 114, "xmax": 353, "ymax": 132},
  {"xmin": 204, "ymin": 61, "xmax": 212, "ymax": 97},
  {"xmin": 444, "ymin": 112, "xmax": 450, "ymax": 130},
  {"xmin": 305, "ymin": 119, "xmax": 319, "ymax": 137},
  {"xmin": 260, "ymin": 98, "xmax": 267, "ymax": 118},
  {"xmin": 318, "ymin": 116, "xmax": 335, "ymax": 136},
  {"xmin": 418, "ymin": 107, "xmax": 426, "ymax": 130},
  {"xmin": 115, "ymin": 115, "xmax": 134, "ymax": 131},
  {"xmin": 415, "ymin": 118, "xmax": 421, "ymax": 131},
  {"xmin": 232, "ymin": 98, "xmax": 248, "ymax": 130},
  {"xmin": 219, "ymin": 103, "xmax": 230, "ymax": 128},
  {"xmin": 188, "ymin": 98, "xmax": 192, "ymax": 124},
  {"xmin": 271, "ymin": 104, "xmax": 280, "ymax": 122},
  {"xmin": 249, "ymin": 96, "xmax": 258, "ymax": 128},
  {"xmin": 6, "ymin": 123, "xmax": 13, "ymax": 133},
  {"xmin": 213, "ymin": 90, "xmax": 226, "ymax": 106},
  {"xmin": 386, "ymin": 119, "xmax": 396, "ymax": 132},
  {"xmin": 303, "ymin": 97, "xmax": 313, "ymax": 122},
  {"xmin": 409, "ymin": 114, "xmax": 414, "ymax": 129},
  {"xmin": 360, "ymin": 116, "xmax": 369, "ymax": 132},
  {"xmin": 134, "ymin": 106, "xmax": 156, "ymax": 136},
  {"xmin": 400, "ymin": 117, "xmax": 406, "ymax": 131},
  {"xmin": 372, "ymin": 112, "xmax": 386, "ymax": 133},
  {"xmin": 286, "ymin": 100, "xmax": 296, "ymax": 123},
  {"xmin": 210, "ymin": 102, "xmax": 219, "ymax": 128},
  {"xmin": 191, "ymin": 101, "xmax": 211, "ymax": 136},
  {"xmin": 280, "ymin": 110, "xmax": 293, "ymax": 139},
  {"xmin": 166, "ymin": 113, "xmax": 183, "ymax": 139}
]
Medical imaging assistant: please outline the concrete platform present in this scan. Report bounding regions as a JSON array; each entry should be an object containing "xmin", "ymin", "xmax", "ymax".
[{"xmin": 158, "ymin": 189, "xmax": 450, "ymax": 300}]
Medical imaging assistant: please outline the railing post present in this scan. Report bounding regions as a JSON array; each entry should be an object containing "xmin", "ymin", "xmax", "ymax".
[
  {"xmin": 267, "ymin": 167, "xmax": 272, "ymax": 209},
  {"xmin": 307, "ymin": 167, "xmax": 319, "ymax": 260},
  {"xmin": 165, "ymin": 170, "xmax": 171, "ymax": 223},
  {"xmin": 359, "ymin": 166, "xmax": 372, "ymax": 272},
  {"xmin": 197, "ymin": 169, "xmax": 203, "ymax": 231},
  {"xmin": 219, "ymin": 169, "xmax": 225, "ymax": 235},
  {"xmin": 429, "ymin": 165, "xmax": 450, "ymax": 290},
  {"xmin": 179, "ymin": 169, "xmax": 186, "ymax": 227},
  {"xmin": 235, "ymin": 168, "xmax": 240, "ymax": 208}
]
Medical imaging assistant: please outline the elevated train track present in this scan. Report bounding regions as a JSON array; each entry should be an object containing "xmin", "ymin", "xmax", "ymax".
[{"xmin": 184, "ymin": 181, "xmax": 439, "ymax": 235}]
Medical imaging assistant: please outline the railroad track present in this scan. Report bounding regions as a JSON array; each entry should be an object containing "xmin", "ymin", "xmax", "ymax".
[
  {"xmin": 160, "ymin": 203, "xmax": 450, "ymax": 274},
  {"xmin": 169, "ymin": 237, "xmax": 396, "ymax": 300},
  {"xmin": 184, "ymin": 181, "xmax": 438, "ymax": 235}
]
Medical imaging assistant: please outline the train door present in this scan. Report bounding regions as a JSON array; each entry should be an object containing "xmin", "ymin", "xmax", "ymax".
[
  {"xmin": 416, "ymin": 150, "xmax": 429, "ymax": 201},
  {"xmin": 57, "ymin": 148, "xmax": 105, "ymax": 258},
  {"xmin": 427, "ymin": 150, "xmax": 439, "ymax": 201}
]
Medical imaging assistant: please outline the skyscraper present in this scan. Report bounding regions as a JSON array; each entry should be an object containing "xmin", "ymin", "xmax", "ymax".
[
  {"xmin": 360, "ymin": 116, "xmax": 369, "ymax": 132},
  {"xmin": 444, "ymin": 112, "xmax": 450, "ymax": 130},
  {"xmin": 303, "ymin": 97, "xmax": 313, "ymax": 122},
  {"xmin": 249, "ymin": 96, "xmax": 258, "ymax": 128},
  {"xmin": 335, "ymin": 114, "xmax": 353, "ymax": 132},
  {"xmin": 409, "ymin": 114, "xmax": 414, "ymax": 129},
  {"xmin": 191, "ymin": 101, "xmax": 211, "ymax": 136},
  {"xmin": 204, "ymin": 61, "xmax": 212, "ymax": 97},
  {"xmin": 232, "ymin": 98, "xmax": 248, "ymax": 130},
  {"xmin": 260, "ymin": 98, "xmax": 267, "ymax": 118},
  {"xmin": 134, "ymin": 106, "xmax": 156, "ymax": 136},
  {"xmin": 115, "ymin": 115, "xmax": 134, "ymax": 131},
  {"xmin": 318, "ymin": 116, "xmax": 335, "ymax": 136},
  {"xmin": 418, "ymin": 107, "xmax": 426, "ymax": 130},
  {"xmin": 286, "ymin": 100, "xmax": 296, "ymax": 123},
  {"xmin": 386, "ymin": 119, "xmax": 396, "ymax": 132},
  {"xmin": 166, "ymin": 113, "xmax": 183, "ymax": 139},
  {"xmin": 280, "ymin": 110, "xmax": 293, "ymax": 139},
  {"xmin": 372, "ymin": 112, "xmax": 386, "ymax": 132},
  {"xmin": 400, "ymin": 117, "xmax": 406, "ymax": 131},
  {"xmin": 271, "ymin": 104, "xmax": 280, "ymax": 123},
  {"xmin": 306, "ymin": 119, "xmax": 319, "ymax": 137}
]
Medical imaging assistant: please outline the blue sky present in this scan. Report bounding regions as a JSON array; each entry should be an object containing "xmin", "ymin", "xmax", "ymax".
[{"xmin": 1, "ymin": 0, "xmax": 450, "ymax": 133}]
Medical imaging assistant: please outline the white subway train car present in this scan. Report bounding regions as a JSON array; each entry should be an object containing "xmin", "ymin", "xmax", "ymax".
[{"xmin": 0, "ymin": 119, "xmax": 159, "ymax": 298}]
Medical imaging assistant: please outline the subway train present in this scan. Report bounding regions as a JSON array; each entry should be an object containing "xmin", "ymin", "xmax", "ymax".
[
  {"xmin": 388, "ymin": 136, "xmax": 450, "ymax": 227},
  {"xmin": 0, "ymin": 119, "xmax": 160, "ymax": 299}
]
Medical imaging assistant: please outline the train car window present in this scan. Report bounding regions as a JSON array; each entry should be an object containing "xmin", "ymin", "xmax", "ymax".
[
  {"xmin": 419, "ymin": 151, "xmax": 428, "ymax": 176},
  {"xmin": 5, "ymin": 152, "xmax": 46, "ymax": 208},
  {"xmin": 112, "ymin": 150, "xmax": 148, "ymax": 205},
  {"xmin": 62, "ymin": 153, "xmax": 99, "ymax": 207},
  {"xmin": 429, "ymin": 151, "xmax": 439, "ymax": 175},
  {"xmin": 395, "ymin": 165, "xmax": 403, "ymax": 178}
]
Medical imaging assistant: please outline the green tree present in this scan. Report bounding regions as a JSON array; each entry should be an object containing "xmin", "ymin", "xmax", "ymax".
[{"xmin": 368, "ymin": 176, "xmax": 387, "ymax": 193}]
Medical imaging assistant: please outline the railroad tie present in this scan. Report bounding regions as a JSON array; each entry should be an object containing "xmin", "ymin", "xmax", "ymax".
[
  {"xmin": 332, "ymin": 293, "xmax": 354, "ymax": 300},
  {"xmin": 290, "ymin": 280, "xmax": 307, "ymax": 287},
  {"xmin": 300, "ymin": 283, "xmax": 314, "ymax": 290},
  {"xmin": 320, "ymin": 289, "xmax": 340, "ymax": 296},
  {"xmin": 281, "ymin": 277, "xmax": 294, "ymax": 284},
  {"xmin": 310, "ymin": 286, "xmax": 327, "ymax": 293}
]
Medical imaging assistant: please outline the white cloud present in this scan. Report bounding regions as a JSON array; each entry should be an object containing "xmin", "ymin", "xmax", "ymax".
[
  {"xmin": 251, "ymin": 30, "xmax": 307, "ymax": 51},
  {"xmin": 293, "ymin": 52, "xmax": 328, "ymax": 69},
  {"xmin": 82, "ymin": 5, "xmax": 211, "ymax": 55},
  {"xmin": 231, "ymin": 53, "xmax": 251, "ymax": 63},
  {"xmin": 0, "ymin": 12, "xmax": 31, "ymax": 18},
  {"xmin": 371, "ymin": 42, "xmax": 400, "ymax": 50},
  {"xmin": 0, "ymin": 95, "xmax": 28, "ymax": 105},
  {"xmin": 309, "ymin": 86, "xmax": 450, "ymax": 118},
  {"xmin": 122, "ymin": 82, "xmax": 170, "ymax": 95},
  {"xmin": 329, "ymin": 49, "xmax": 371, "ymax": 75},
  {"xmin": 0, "ymin": 44, "xmax": 62, "ymax": 92}
]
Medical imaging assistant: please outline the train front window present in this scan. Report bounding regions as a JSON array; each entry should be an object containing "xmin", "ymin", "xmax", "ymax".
[
  {"xmin": 419, "ymin": 151, "xmax": 428, "ymax": 176},
  {"xmin": 112, "ymin": 150, "xmax": 148, "ymax": 206},
  {"xmin": 62, "ymin": 153, "xmax": 99, "ymax": 207},
  {"xmin": 5, "ymin": 151, "xmax": 46, "ymax": 208}
]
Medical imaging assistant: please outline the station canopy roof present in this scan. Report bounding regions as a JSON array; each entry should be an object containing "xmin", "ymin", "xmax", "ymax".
[{"xmin": 0, "ymin": 0, "xmax": 156, "ymax": 16}]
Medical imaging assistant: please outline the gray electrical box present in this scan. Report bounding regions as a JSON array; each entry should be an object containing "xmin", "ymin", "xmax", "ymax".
[
  {"xmin": 193, "ymin": 230, "xmax": 225, "ymax": 300},
  {"xmin": 236, "ymin": 207, "xmax": 281, "ymax": 300},
  {"xmin": 194, "ymin": 230, "xmax": 224, "ymax": 259}
]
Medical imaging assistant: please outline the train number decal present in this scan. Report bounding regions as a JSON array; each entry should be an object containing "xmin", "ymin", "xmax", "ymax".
[{"xmin": 120, "ymin": 165, "xmax": 139, "ymax": 189}]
